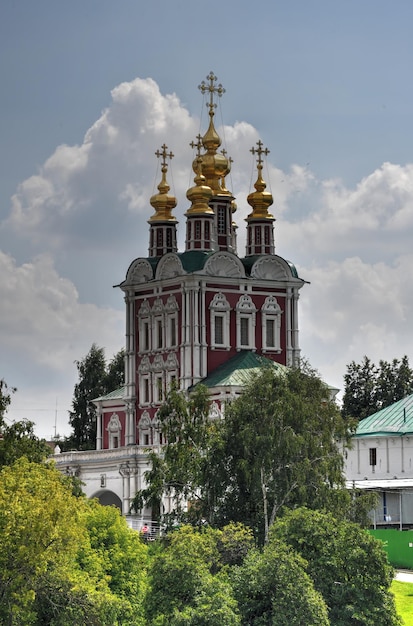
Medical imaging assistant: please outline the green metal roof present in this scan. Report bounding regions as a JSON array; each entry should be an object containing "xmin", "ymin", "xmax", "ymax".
[
  {"xmin": 355, "ymin": 394, "xmax": 413, "ymax": 437},
  {"xmin": 196, "ymin": 351, "xmax": 286, "ymax": 389},
  {"xmin": 93, "ymin": 386, "xmax": 126, "ymax": 402}
]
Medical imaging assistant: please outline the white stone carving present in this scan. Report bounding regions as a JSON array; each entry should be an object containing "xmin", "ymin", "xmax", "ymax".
[
  {"xmin": 262, "ymin": 295, "xmax": 282, "ymax": 314},
  {"xmin": 204, "ymin": 252, "xmax": 245, "ymax": 277},
  {"xmin": 165, "ymin": 352, "xmax": 179, "ymax": 369},
  {"xmin": 152, "ymin": 354, "xmax": 165, "ymax": 371},
  {"xmin": 165, "ymin": 294, "xmax": 179, "ymax": 312},
  {"xmin": 209, "ymin": 292, "xmax": 231, "ymax": 311},
  {"xmin": 126, "ymin": 259, "xmax": 153, "ymax": 284},
  {"xmin": 250, "ymin": 256, "xmax": 288, "ymax": 280},
  {"xmin": 236, "ymin": 294, "xmax": 257, "ymax": 312},
  {"xmin": 107, "ymin": 413, "xmax": 121, "ymax": 432},
  {"xmin": 156, "ymin": 254, "xmax": 184, "ymax": 279},
  {"xmin": 152, "ymin": 297, "xmax": 164, "ymax": 314},
  {"xmin": 138, "ymin": 299, "xmax": 151, "ymax": 317}
]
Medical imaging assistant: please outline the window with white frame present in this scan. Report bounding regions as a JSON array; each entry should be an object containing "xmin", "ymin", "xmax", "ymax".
[
  {"xmin": 209, "ymin": 292, "xmax": 231, "ymax": 349},
  {"xmin": 236, "ymin": 294, "xmax": 256, "ymax": 351},
  {"xmin": 261, "ymin": 296, "xmax": 282, "ymax": 352},
  {"xmin": 138, "ymin": 300, "xmax": 151, "ymax": 353},
  {"xmin": 165, "ymin": 295, "xmax": 179, "ymax": 348},
  {"xmin": 154, "ymin": 373, "xmax": 164, "ymax": 404},
  {"xmin": 140, "ymin": 375, "xmax": 151, "ymax": 405}
]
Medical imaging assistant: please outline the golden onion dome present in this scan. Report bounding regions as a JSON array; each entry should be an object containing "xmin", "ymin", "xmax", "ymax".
[
  {"xmin": 149, "ymin": 145, "xmax": 177, "ymax": 223},
  {"xmin": 247, "ymin": 140, "xmax": 274, "ymax": 220},
  {"xmin": 186, "ymin": 158, "xmax": 214, "ymax": 216}
]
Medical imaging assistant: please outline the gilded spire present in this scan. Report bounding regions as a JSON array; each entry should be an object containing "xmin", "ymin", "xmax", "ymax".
[
  {"xmin": 195, "ymin": 72, "xmax": 231, "ymax": 195},
  {"xmin": 149, "ymin": 144, "xmax": 177, "ymax": 223},
  {"xmin": 247, "ymin": 140, "xmax": 274, "ymax": 219}
]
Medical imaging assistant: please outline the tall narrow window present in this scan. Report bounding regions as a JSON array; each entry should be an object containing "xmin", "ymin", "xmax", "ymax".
[
  {"xmin": 369, "ymin": 448, "xmax": 377, "ymax": 467},
  {"xmin": 240, "ymin": 317, "xmax": 249, "ymax": 346},
  {"xmin": 236, "ymin": 294, "xmax": 256, "ymax": 351},
  {"xmin": 155, "ymin": 319, "xmax": 163, "ymax": 349},
  {"xmin": 209, "ymin": 293, "xmax": 231, "ymax": 349},
  {"xmin": 214, "ymin": 315, "xmax": 224, "ymax": 345},
  {"xmin": 266, "ymin": 319, "xmax": 275, "ymax": 347},
  {"xmin": 170, "ymin": 317, "xmax": 177, "ymax": 346},
  {"xmin": 261, "ymin": 296, "xmax": 282, "ymax": 353}
]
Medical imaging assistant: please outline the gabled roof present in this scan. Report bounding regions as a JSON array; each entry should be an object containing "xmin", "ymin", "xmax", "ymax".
[
  {"xmin": 93, "ymin": 386, "xmax": 126, "ymax": 402},
  {"xmin": 196, "ymin": 351, "xmax": 286, "ymax": 389},
  {"xmin": 355, "ymin": 394, "xmax": 413, "ymax": 437}
]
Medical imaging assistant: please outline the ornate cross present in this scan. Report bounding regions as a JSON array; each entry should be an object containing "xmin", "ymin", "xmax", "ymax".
[
  {"xmin": 155, "ymin": 144, "xmax": 174, "ymax": 168},
  {"xmin": 250, "ymin": 140, "xmax": 270, "ymax": 166},
  {"xmin": 198, "ymin": 72, "xmax": 225, "ymax": 114},
  {"xmin": 190, "ymin": 134, "xmax": 203, "ymax": 157}
]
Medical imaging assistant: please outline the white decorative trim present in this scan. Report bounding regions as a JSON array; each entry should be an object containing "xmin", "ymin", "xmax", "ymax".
[
  {"xmin": 209, "ymin": 292, "xmax": 231, "ymax": 349},
  {"xmin": 204, "ymin": 252, "xmax": 245, "ymax": 278},
  {"xmin": 126, "ymin": 259, "xmax": 153, "ymax": 284},
  {"xmin": 250, "ymin": 256, "xmax": 288, "ymax": 280},
  {"xmin": 236, "ymin": 295, "xmax": 257, "ymax": 350},
  {"xmin": 155, "ymin": 254, "xmax": 184, "ymax": 280},
  {"xmin": 165, "ymin": 294, "xmax": 179, "ymax": 312},
  {"xmin": 261, "ymin": 296, "xmax": 282, "ymax": 352}
]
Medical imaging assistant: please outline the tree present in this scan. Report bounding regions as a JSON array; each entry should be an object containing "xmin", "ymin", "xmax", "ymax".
[
  {"xmin": 0, "ymin": 379, "xmax": 50, "ymax": 469},
  {"xmin": 136, "ymin": 363, "xmax": 356, "ymax": 544},
  {"xmin": 0, "ymin": 458, "xmax": 148, "ymax": 625},
  {"xmin": 0, "ymin": 378, "xmax": 15, "ymax": 422},
  {"xmin": 271, "ymin": 507, "xmax": 401, "ymax": 626},
  {"xmin": 131, "ymin": 383, "xmax": 221, "ymax": 526},
  {"xmin": 342, "ymin": 355, "xmax": 413, "ymax": 421},
  {"xmin": 67, "ymin": 344, "xmax": 125, "ymax": 450},
  {"xmin": 0, "ymin": 419, "xmax": 50, "ymax": 468},
  {"xmin": 217, "ymin": 364, "xmax": 353, "ymax": 543},
  {"xmin": 231, "ymin": 540, "xmax": 329, "ymax": 626},
  {"xmin": 145, "ymin": 525, "xmax": 240, "ymax": 626},
  {"xmin": 79, "ymin": 501, "xmax": 148, "ymax": 625}
]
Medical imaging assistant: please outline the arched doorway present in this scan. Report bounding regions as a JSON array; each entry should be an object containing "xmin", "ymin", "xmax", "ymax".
[{"xmin": 91, "ymin": 490, "xmax": 122, "ymax": 511}]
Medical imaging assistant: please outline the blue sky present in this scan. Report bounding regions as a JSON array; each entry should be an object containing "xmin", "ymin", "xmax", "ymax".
[{"xmin": 1, "ymin": 0, "xmax": 413, "ymax": 437}]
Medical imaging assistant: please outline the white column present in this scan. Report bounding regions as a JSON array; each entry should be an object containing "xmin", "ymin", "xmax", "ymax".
[{"xmin": 286, "ymin": 287, "xmax": 293, "ymax": 366}]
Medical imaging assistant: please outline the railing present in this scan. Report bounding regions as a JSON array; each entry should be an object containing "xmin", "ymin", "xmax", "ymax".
[
  {"xmin": 52, "ymin": 444, "xmax": 162, "ymax": 465},
  {"xmin": 125, "ymin": 516, "xmax": 163, "ymax": 539}
]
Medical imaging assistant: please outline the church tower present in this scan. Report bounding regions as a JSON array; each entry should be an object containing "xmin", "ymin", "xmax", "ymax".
[
  {"xmin": 68, "ymin": 72, "xmax": 307, "ymax": 517},
  {"xmin": 103, "ymin": 71, "xmax": 306, "ymax": 452}
]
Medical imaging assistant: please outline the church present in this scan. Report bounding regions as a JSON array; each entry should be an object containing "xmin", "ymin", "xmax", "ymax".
[{"xmin": 54, "ymin": 73, "xmax": 305, "ymax": 526}]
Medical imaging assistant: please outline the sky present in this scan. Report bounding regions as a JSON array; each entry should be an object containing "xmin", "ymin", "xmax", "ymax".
[{"xmin": 1, "ymin": 0, "xmax": 413, "ymax": 439}]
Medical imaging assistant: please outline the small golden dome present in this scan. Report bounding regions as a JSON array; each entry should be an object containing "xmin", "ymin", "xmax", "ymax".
[
  {"xmin": 247, "ymin": 140, "xmax": 274, "ymax": 220},
  {"xmin": 186, "ymin": 157, "xmax": 214, "ymax": 216},
  {"xmin": 149, "ymin": 145, "xmax": 177, "ymax": 223}
]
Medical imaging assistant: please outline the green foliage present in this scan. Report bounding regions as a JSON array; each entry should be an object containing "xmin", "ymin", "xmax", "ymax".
[
  {"xmin": 0, "ymin": 418, "xmax": 50, "ymax": 468},
  {"xmin": 342, "ymin": 355, "xmax": 413, "ymax": 421},
  {"xmin": 271, "ymin": 507, "xmax": 401, "ymax": 626},
  {"xmin": 0, "ymin": 458, "xmax": 148, "ymax": 625},
  {"xmin": 231, "ymin": 540, "xmax": 329, "ymax": 626},
  {"xmin": 218, "ymin": 364, "xmax": 352, "ymax": 543},
  {"xmin": 79, "ymin": 501, "xmax": 148, "ymax": 625},
  {"xmin": 391, "ymin": 580, "xmax": 413, "ymax": 624},
  {"xmin": 216, "ymin": 522, "xmax": 255, "ymax": 567},
  {"xmin": 0, "ymin": 378, "xmax": 16, "ymax": 422},
  {"xmin": 138, "ymin": 364, "xmax": 355, "ymax": 543},
  {"xmin": 132, "ymin": 383, "xmax": 221, "ymax": 525},
  {"xmin": 145, "ymin": 525, "xmax": 240, "ymax": 625},
  {"xmin": 67, "ymin": 344, "xmax": 125, "ymax": 450}
]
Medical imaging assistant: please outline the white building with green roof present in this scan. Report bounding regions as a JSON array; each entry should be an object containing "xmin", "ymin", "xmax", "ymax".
[{"xmin": 345, "ymin": 394, "xmax": 413, "ymax": 528}]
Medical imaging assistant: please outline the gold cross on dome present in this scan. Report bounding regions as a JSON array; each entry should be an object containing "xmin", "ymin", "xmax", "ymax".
[
  {"xmin": 198, "ymin": 72, "xmax": 225, "ymax": 114},
  {"xmin": 190, "ymin": 134, "xmax": 203, "ymax": 157},
  {"xmin": 250, "ymin": 140, "xmax": 270, "ymax": 166},
  {"xmin": 155, "ymin": 144, "xmax": 174, "ymax": 168}
]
